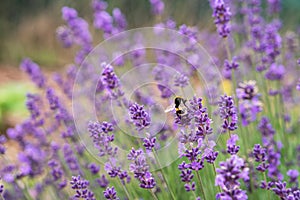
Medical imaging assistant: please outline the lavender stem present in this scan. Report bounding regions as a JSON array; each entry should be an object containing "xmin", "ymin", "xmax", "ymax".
[{"xmin": 196, "ymin": 171, "xmax": 207, "ymax": 200}]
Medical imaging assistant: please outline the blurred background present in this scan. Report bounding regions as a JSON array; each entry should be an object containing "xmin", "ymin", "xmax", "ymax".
[{"xmin": 0, "ymin": 0, "xmax": 299, "ymax": 132}]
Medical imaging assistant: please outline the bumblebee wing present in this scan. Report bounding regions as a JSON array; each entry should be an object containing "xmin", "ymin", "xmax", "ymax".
[{"xmin": 164, "ymin": 105, "xmax": 175, "ymax": 113}]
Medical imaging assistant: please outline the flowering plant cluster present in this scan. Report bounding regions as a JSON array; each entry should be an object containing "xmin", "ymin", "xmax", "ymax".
[{"xmin": 0, "ymin": 0, "xmax": 299, "ymax": 200}]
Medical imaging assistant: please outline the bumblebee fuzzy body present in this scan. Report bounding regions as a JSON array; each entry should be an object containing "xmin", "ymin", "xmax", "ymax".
[
  {"xmin": 174, "ymin": 96, "xmax": 187, "ymax": 109},
  {"xmin": 174, "ymin": 97, "xmax": 187, "ymax": 119},
  {"xmin": 164, "ymin": 96, "xmax": 188, "ymax": 119}
]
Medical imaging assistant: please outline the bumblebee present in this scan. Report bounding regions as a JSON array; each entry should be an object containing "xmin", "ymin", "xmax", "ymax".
[{"xmin": 165, "ymin": 96, "xmax": 189, "ymax": 119}]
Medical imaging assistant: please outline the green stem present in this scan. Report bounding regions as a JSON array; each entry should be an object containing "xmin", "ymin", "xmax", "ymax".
[
  {"xmin": 196, "ymin": 171, "xmax": 207, "ymax": 200},
  {"xmin": 276, "ymin": 81, "xmax": 288, "ymax": 152},
  {"xmin": 212, "ymin": 163, "xmax": 222, "ymax": 193},
  {"xmin": 204, "ymin": 137, "xmax": 221, "ymax": 194},
  {"xmin": 19, "ymin": 181, "xmax": 33, "ymax": 200},
  {"xmin": 264, "ymin": 172, "xmax": 271, "ymax": 200},
  {"xmin": 192, "ymin": 190, "xmax": 198, "ymax": 199},
  {"xmin": 243, "ymin": 125, "xmax": 251, "ymax": 156},
  {"xmin": 225, "ymin": 38, "xmax": 232, "ymax": 60},
  {"xmin": 107, "ymin": 158, "xmax": 132, "ymax": 200},
  {"xmin": 231, "ymin": 69, "xmax": 237, "ymax": 96},
  {"xmin": 225, "ymin": 37, "xmax": 237, "ymax": 97},
  {"xmin": 127, "ymin": 182, "xmax": 139, "ymax": 200},
  {"xmin": 261, "ymin": 77, "xmax": 273, "ymax": 118},
  {"xmin": 118, "ymin": 179, "xmax": 132, "ymax": 200},
  {"xmin": 150, "ymin": 189, "xmax": 159, "ymax": 200},
  {"xmin": 152, "ymin": 149, "xmax": 176, "ymax": 200}
]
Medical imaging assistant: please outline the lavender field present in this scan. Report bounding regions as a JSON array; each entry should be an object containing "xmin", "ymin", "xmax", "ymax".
[{"xmin": 0, "ymin": 0, "xmax": 300, "ymax": 199}]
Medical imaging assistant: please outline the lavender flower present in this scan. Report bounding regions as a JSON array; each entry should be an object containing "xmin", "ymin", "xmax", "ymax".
[
  {"xmin": 112, "ymin": 8, "xmax": 127, "ymax": 31},
  {"xmin": 48, "ymin": 159, "xmax": 63, "ymax": 182},
  {"xmin": 264, "ymin": 22, "xmax": 282, "ymax": 64},
  {"xmin": 63, "ymin": 144, "xmax": 81, "ymax": 173},
  {"xmin": 258, "ymin": 117, "xmax": 275, "ymax": 144},
  {"xmin": 252, "ymin": 144, "xmax": 267, "ymax": 162},
  {"xmin": 188, "ymin": 97, "xmax": 213, "ymax": 138},
  {"xmin": 272, "ymin": 181, "xmax": 290, "ymax": 199},
  {"xmin": 140, "ymin": 171, "xmax": 156, "ymax": 189},
  {"xmin": 46, "ymin": 88, "xmax": 60, "ymax": 110},
  {"xmin": 104, "ymin": 159, "xmax": 129, "ymax": 184},
  {"xmin": 203, "ymin": 141, "xmax": 219, "ymax": 164},
  {"xmin": 257, "ymin": 167, "xmax": 270, "ymax": 179},
  {"xmin": 157, "ymin": 84, "xmax": 173, "ymax": 98},
  {"xmin": 216, "ymin": 189, "xmax": 248, "ymax": 200},
  {"xmin": 94, "ymin": 10, "xmax": 113, "ymax": 33},
  {"xmin": 0, "ymin": 177, "xmax": 4, "ymax": 195},
  {"xmin": 92, "ymin": 1, "xmax": 127, "ymax": 37},
  {"xmin": 92, "ymin": 0, "xmax": 108, "ymax": 12},
  {"xmin": 25, "ymin": 94, "xmax": 41, "ymax": 121},
  {"xmin": 103, "ymin": 186, "xmax": 119, "ymax": 200},
  {"xmin": 18, "ymin": 143, "xmax": 47, "ymax": 177},
  {"xmin": 53, "ymin": 104, "xmax": 71, "ymax": 124},
  {"xmin": 296, "ymin": 79, "xmax": 300, "ymax": 91},
  {"xmin": 287, "ymin": 170, "xmax": 299, "ymax": 185},
  {"xmin": 70, "ymin": 175, "xmax": 95, "ymax": 200},
  {"xmin": 226, "ymin": 134, "xmax": 240, "ymax": 155},
  {"xmin": 104, "ymin": 162, "xmax": 119, "ymax": 179},
  {"xmin": 56, "ymin": 26, "xmax": 73, "ymax": 48},
  {"xmin": 266, "ymin": 181, "xmax": 300, "ymax": 199},
  {"xmin": 265, "ymin": 63, "xmax": 285, "ymax": 80},
  {"xmin": 223, "ymin": 57, "xmax": 239, "ymax": 79},
  {"xmin": 179, "ymin": 163, "xmax": 194, "ymax": 184},
  {"xmin": 128, "ymin": 148, "xmax": 156, "ymax": 189},
  {"xmin": 178, "ymin": 129, "xmax": 198, "ymax": 145},
  {"xmin": 101, "ymin": 63, "xmax": 120, "ymax": 90},
  {"xmin": 20, "ymin": 58, "xmax": 46, "ymax": 88},
  {"xmin": 195, "ymin": 112, "xmax": 213, "ymax": 138},
  {"xmin": 96, "ymin": 175, "xmax": 109, "ymax": 188},
  {"xmin": 267, "ymin": 0, "xmax": 281, "ymax": 15},
  {"xmin": 216, "ymin": 155, "xmax": 249, "ymax": 199},
  {"xmin": 258, "ymin": 117, "xmax": 283, "ymax": 180},
  {"xmin": 174, "ymin": 73, "xmax": 189, "ymax": 88},
  {"xmin": 184, "ymin": 147, "xmax": 200, "ymax": 161},
  {"xmin": 236, "ymin": 80, "xmax": 259, "ymax": 100},
  {"xmin": 185, "ymin": 182, "xmax": 196, "ymax": 192},
  {"xmin": 87, "ymin": 163, "xmax": 100, "ymax": 175},
  {"xmin": 149, "ymin": 0, "xmax": 165, "ymax": 15},
  {"xmin": 0, "ymin": 135, "xmax": 6, "ymax": 155},
  {"xmin": 1, "ymin": 165, "xmax": 15, "ymax": 183},
  {"xmin": 101, "ymin": 63, "xmax": 123, "ymax": 98},
  {"xmin": 179, "ymin": 24, "xmax": 198, "ymax": 42},
  {"xmin": 218, "ymin": 95, "xmax": 238, "ymax": 132},
  {"xmin": 6, "ymin": 0, "xmax": 300, "ymax": 199},
  {"xmin": 178, "ymin": 138, "xmax": 207, "ymax": 193},
  {"xmin": 267, "ymin": 146, "xmax": 283, "ymax": 181},
  {"xmin": 88, "ymin": 121, "xmax": 116, "ymax": 157},
  {"xmin": 212, "ymin": 0, "xmax": 232, "ymax": 38},
  {"xmin": 61, "ymin": 7, "xmax": 92, "ymax": 47},
  {"xmin": 224, "ymin": 57, "xmax": 239, "ymax": 71},
  {"xmin": 59, "ymin": 7, "xmax": 92, "ymax": 64},
  {"xmin": 252, "ymin": 144, "xmax": 269, "ymax": 172},
  {"xmin": 143, "ymin": 136, "xmax": 156, "ymax": 150},
  {"xmin": 129, "ymin": 102, "xmax": 151, "ymax": 131},
  {"xmin": 53, "ymin": 65, "xmax": 76, "ymax": 99},
  {"xmin": 236, "ymin": 81, "xmax": 262, "ymax": 126}
]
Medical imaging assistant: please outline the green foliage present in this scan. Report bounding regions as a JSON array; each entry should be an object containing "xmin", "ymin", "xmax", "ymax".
[{"xmin": 0, "ymin": 83, "xmax": 30, "ymax": 130}]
